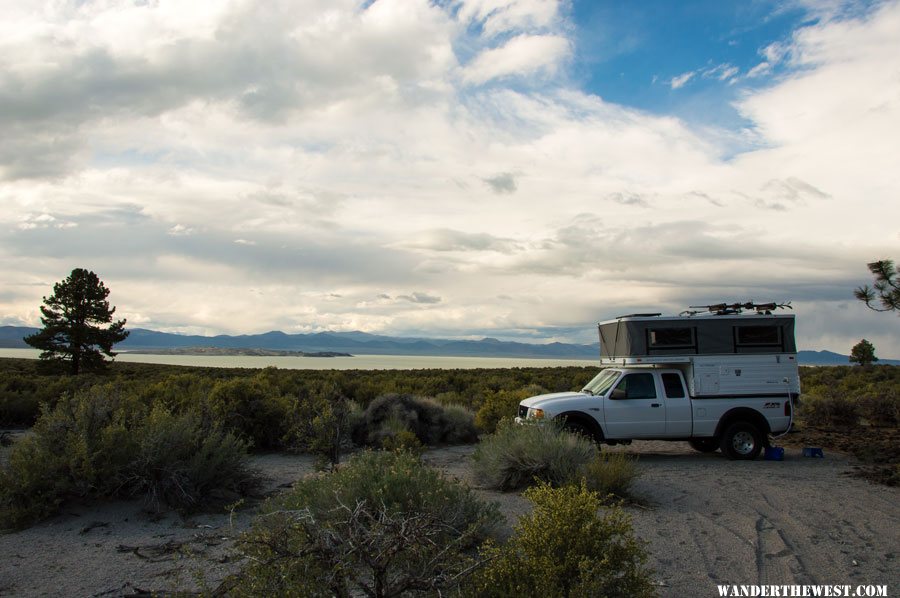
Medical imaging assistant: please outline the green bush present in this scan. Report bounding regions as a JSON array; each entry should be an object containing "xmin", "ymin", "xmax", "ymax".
[
  {"xmin": 352, "ymin": 394, "xmax": 478, "ymax": 447},
  {"xmin": 284, "ymin": 385, "xmax": 358, "ymax": 470},
  {"xmin": 858, "ymin": 391, "xmax": 900, "ymax": 427},
  {"xmin": 207, "ymin": 376, "xmax": 293, "ymax": 450},
  {"xmin": 470, "ymin": 482, "xmax": 655, "ymax": 597},
  {"xmin": 127, "ymin": 405, "xmax": 257, "ymax": 511},
  {"xmin": 381, "ymin": 428, "xmax": 425, "ymax": 455},
  {"xmin": 472, "ymin": 420, "xmax": 598, "ymax": 491},
  {"xmin": 230, "ymin": 450, "xmax": 501, "ymax": 597},
  {"xmin": 800, "ymin": 390, "xmax": 861, "ymax": 427},
  {"xmin": 0, "ymin": 388, "xmax": 257, "ymax": 528},
  {"xmin": 582, "ymin": 452, "xmax": 640, "ymax": 500},
  {"xmin": 475, "ymin": 386, "xmax": 546, "ymax": 434}
]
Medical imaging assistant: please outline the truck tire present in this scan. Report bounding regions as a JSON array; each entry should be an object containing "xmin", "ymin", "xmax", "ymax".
[
  {"xmin": 720, "ymin": 422, "xmax": 763, "ymax": 460},
  {"xmin": 688, "ymin": 438, "xmax": 719, "ymax": 453}
]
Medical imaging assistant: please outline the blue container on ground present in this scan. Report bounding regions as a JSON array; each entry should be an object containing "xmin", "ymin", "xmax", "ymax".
[
  {"xmin": 802, "ymin": 447, "xmax": 824, "ymax": 458},
  {"xmin": 764, "ymin": 446, "xmax": 784, "ymax": 461}
]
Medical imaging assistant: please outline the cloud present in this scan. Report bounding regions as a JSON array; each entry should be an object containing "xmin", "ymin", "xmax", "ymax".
[
  {"xmin": 462, "ymin": 34, "xmax": 570, "ymax": 84},
  {"xmin": 397, "ymin": 291, "xmax": 442, "ymax": 304},
  {"xmin": 483, "ymin": 172, "xmax": 518, "ymax": 194},
  {"xmin": 670, "ymin": 71, "xmax": 696, "ymax": 89},
  {"xmin": 404, "ymin": 229, "xmax": 517, "ymax": 253},
  {"xmin": 17, "ymin": 212, "xmax": 77, "ymax": 231},
  {"xmin": 168, "ymin": 224, "xmax": 195, "ymax": 236},
  {"xmin": 606, "ymin": 192, "xmax": 649, "ymax": 207},
  {"xmin": 456, "ymin": 0, "xmax": 562, "ymax": 37},
  {"xmin": 702, "ymin": 63, "xmax": 739, "ymax": 83},
  {"xmin": 0, "ymin": 1, "xmax": 898, "ymax": 357}
]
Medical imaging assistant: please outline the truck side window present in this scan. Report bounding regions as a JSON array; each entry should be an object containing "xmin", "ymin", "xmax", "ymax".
[
  {"xmin": 615, "ymin": 373, "xmax": 657, "ymax": 399},
  {"xmin": 661, "ymin": 373, "xmax": 685, "ymax": 398}
]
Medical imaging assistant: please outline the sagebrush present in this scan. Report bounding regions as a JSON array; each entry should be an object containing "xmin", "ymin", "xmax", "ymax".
[
  {"xmin": 469, "ymin": 481, "xmax": 656, "ymax": 597},
  {"xmin": 230, "ymin": 450, "xmax": 500, "ymax": 597},
  {"xmin": 471, "ymin": 420, "xmax": 598, "ymax": 491},
  {"xmin": 352, "ymin": 393, "xmax": 478, "ymax": 447},
  {"xmin": 0, "ymin": 388, "xmax": 257, "ymax": 528}
]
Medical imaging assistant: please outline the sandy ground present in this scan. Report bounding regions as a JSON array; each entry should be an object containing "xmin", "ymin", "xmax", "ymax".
[{"xmin": 1, "ymin": 437, "xmax": 898, "ymax": 597}]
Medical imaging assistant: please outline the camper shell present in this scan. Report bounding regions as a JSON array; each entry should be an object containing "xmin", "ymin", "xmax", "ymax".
[{"xmin": 597, "ymin": 313, "xmax": 800, "ymax": 398}]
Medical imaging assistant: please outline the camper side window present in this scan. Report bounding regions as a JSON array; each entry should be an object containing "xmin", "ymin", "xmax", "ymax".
[
  {"xmin": 614, "ymin": 373, "xmax": 657, "ymax": 400},
  {"xmin": 661, "ymin": 373, "xmax": 685, "ymax": 398},
  {"xmin": 648, "ymin": 327, "xmax": 695, "ymax": 349},
  {"xmin": 735, "ymin": 325, "xmax": 781, "ymax": 347}
]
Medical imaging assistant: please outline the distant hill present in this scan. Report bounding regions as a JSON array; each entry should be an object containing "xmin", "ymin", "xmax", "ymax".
[
  {"xmin": 0, "ymin": 326, "xmax": 38, "ymax": 348},
  {"xmin": 2, "ymin": 325, "xmax": 898, "ymax": 363}
]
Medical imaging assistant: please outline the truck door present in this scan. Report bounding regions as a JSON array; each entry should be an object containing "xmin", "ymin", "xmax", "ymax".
[
  {"xmin": 661, "ymin": 372, "xmax": 692, "ymax": 436},
  {"xmin": 603, "ymin": 372, "xmax": 666, "ymax": 438}
]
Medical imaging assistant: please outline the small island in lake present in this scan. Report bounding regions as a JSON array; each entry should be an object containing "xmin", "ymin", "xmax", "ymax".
[{"xmin": 123, "ymin": 346, "xmax": 353, "ymax": 357}]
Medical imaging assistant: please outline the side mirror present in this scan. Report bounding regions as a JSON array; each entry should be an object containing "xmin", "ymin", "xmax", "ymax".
[{"xmin": 610, "ymin": 388, "xmax": 626, "ymax": 400}]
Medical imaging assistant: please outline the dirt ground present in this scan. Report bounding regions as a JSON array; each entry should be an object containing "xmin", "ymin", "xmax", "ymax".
[{"xmin": 1, "ymin": 437, "xmax": 898, "ymax": 597}]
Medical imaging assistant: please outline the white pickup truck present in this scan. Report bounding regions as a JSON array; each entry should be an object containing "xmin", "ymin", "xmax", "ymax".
[{"xmin": 516, "ymin": 309, "xmax": 801, "ymax": 460}]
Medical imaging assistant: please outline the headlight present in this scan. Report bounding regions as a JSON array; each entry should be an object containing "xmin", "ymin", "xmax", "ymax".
[{"xmin": 528, "ymin": 407, "xmax": 545, "ymax": 419}]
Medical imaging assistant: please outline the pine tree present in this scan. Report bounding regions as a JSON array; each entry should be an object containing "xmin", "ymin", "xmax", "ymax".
[
  {"xmin": 24, "ymin": 268, "xmax": 129, "ymax": 374},
  {"xmin": 855, "ymin": 259, "xmax": 899, "ymax": 313},
  {"xmin": 849, "ymin": 339, "xmax": 878, "ymax": 367}
]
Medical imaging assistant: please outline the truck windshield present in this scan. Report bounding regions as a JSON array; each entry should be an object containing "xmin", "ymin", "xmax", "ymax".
[{"xmin": 582, "ymin": 369, "xmax": 620, "ymax": 396}]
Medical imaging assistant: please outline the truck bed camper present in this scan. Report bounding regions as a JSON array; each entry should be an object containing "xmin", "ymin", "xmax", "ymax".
[{"xmin": 517, "ymin": 302, "xmax": 800, "ymax": 460}]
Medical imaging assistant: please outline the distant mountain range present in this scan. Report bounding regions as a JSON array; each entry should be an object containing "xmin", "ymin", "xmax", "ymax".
[{"xmin": 1, "ymin": 325, "xmax": 897, "ymax": 365}]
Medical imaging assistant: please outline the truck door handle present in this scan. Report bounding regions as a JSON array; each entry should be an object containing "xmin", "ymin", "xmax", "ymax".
[{"xmin": 650, "ymin": 403, "xmax": 661, "ymax": 408}]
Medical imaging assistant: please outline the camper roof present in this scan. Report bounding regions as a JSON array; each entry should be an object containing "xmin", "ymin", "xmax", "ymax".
[{"xmin": 597, "ymin": 312, "xmax": 796, "ymax": 359}]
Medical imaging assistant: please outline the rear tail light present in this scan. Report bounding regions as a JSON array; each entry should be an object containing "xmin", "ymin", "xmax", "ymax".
[{"xmin": 784, "ymin": 401, "xmax": 791, "ymax": 417}]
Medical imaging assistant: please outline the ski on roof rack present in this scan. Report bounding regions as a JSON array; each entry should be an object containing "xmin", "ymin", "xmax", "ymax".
[
  {"xmin": 614, "ymin": 313, "xmax": 662, "ymax": 319},
  {"xmin": 680, "ymin": 301, "xmax": 792, "ymax": 316}
]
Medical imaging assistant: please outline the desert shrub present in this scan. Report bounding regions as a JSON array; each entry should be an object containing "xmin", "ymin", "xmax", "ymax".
[
  {"xmin": 442, "ymin": 403, "xmax": 481, "ymax": 443},
  {"xmin": 800, "ymin": 389, "xmax": 861, "ymax": 427},
  {"xmin": 138, "ymin": 373, "xmax": 216, "ymax": 413},
  {"xmin": 207, "ymin": 376, "xmax": 293, "ymax": 450},
  {"xmin": 469, "ymin": 482, "xmax": 656, "ymax": 598},
  {"xmin": 230, "ymin": 450, "xmax": 501, "ymax": 597},
  {"xmin": 0, "ymin": 390, "xmax": 41, "ymax": 427},
  {"xmin": 127, "ymin": 405, "xmax": 257, "ymax": 511},
  {"xmin": 581, "ymin": 452, "xmax": 639, "ymax": 500},
  {"xmin": 381, "ymin": 428, "xmax": 425, "ymax": 455},
  {"xmin": 284, "ymin": 385, "xmax": 358, "ymax": 470},
  {"xmin": 475, "ymin": 385, "xmax": 546, "ymax": 434},
  {"xmin": 0, "ymin": 388, "xmax": 257, "ymax": 529},
  {"xmin": 0, "ymin": 372, "xmax": 103, "ymax": 426},
  {"xmin": 472, "ymin": 420, "xmax": 598, "ymax": 491},
  {"xmin": 857, "ymin": 391, "xmax": 900, "ymax": 427},
  {"xmin": 352, "ymin": 393, "xmax": 478, "ymax": 447}
]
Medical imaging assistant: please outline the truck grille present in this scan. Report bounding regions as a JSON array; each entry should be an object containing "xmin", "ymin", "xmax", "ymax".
[{"xmin": 518, "ymin": 405, "xmax": 528, "ymax": 418}]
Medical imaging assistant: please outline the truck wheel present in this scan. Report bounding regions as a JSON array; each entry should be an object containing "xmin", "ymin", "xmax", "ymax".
[
  {"xmin": 720, "ymin": 422, "xmax": 763, "ymax": 460},
  {"xmin": 688, "ymin": 438, "xmax": 719, "ymax": 453}
]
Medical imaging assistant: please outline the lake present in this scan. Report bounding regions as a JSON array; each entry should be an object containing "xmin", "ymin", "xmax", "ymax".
[{"xmin": 0, "ymin": 348, "xmax": 599, "ymax": 370}]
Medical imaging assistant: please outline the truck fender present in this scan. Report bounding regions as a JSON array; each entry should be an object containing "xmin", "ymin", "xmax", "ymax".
[
  {"xmin": 554, "ymin": 411, "xmax": 605, "ymax": 442},
  {"xmin": 714, "ymin": 407, "xmax": 772, "ymax": 439}
]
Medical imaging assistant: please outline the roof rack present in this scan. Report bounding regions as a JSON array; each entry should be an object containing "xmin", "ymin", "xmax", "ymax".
[
  {"xmin": 614, "ymin": 313, "xmax": 662, "ymax": 319},
  {"xmin": 680, "ymin": 301, "xmax": 792, "ymax": 316}
]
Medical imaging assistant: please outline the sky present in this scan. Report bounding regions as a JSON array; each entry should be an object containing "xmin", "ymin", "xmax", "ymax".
[{"xmin": 1, "ymin": 0, "xmax": 899, "ymax": 357}]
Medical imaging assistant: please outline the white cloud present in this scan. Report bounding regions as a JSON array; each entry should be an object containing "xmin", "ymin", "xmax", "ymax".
[
  {"xmin": 462, "ymin": 34, "xmax": 570, "ymax": 84},
  {"xmin": 670, "ymin": 71, "xmax": 696, "ymax": 89},
  {"xmin": 702, "ymin": 63, "xmax": 739, "ymax": 82},
  {"xmin": 0, "ymin": 0, "xmax": 898, "ymax": 357},
  {"xmin": 456, "ymin": 0, "xmax": 562, "ymax": 37}
]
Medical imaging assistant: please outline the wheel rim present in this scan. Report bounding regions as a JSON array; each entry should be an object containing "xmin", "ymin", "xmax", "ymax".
[{"xmin": 732, "ymin": 430, "xmax": 756, "ymax": 455}]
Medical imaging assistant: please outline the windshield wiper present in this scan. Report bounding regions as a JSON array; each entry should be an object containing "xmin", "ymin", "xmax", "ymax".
[{"xmin": 581, "ymin": 389, "xmax": 594, "ymax": 396}]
